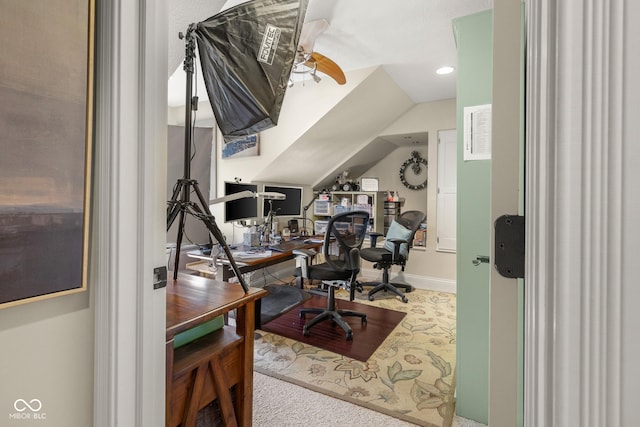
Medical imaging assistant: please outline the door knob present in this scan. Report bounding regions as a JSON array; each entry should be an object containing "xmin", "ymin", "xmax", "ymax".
[{"xmin": 472, "ymin": 255, "xmax": 490, "ymax": 266}]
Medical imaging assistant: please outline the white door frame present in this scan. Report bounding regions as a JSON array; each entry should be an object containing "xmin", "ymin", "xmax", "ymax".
[
  {"xmin": 92, "ymin": 1, "xmax": 638, "ymax": 425},
  {"xmin": 525, "ymin": 1, "xmax": 629, "ymax": 426},
  {"xmin": 93, "ymin": 1, "xmax": 168, "ymax": 426}
]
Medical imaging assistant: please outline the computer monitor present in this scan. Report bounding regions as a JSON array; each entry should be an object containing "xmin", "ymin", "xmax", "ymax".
[
  {"xmin": 224, "ymin": 181, "xmax": 258, "ymax": 222},
  {"xmin": 262, "ymin": 185, "xmax": 302, "ymax": 217}
]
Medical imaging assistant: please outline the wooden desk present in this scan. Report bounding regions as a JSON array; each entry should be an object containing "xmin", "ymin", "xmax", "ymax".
[
  {"xmin": 186, "ymin": 240, "xmax": 323, "ymax": 330},
  {"xmin": 166, "ymin": 273, "xmax": 267, "ymax": 427},
  {"xmin": 187, "ymin": 239, "xmax": 323, "ymax": 288}
]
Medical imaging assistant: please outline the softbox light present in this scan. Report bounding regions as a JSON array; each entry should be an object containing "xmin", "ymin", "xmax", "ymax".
[{"xmin": 194, "ymin": 0, "xmax": 309, "ymax": 142}]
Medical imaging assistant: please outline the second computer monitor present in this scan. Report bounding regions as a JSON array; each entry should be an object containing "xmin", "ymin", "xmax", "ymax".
[{"xmin": 263, "ymin": 185, "xmax": 302, "ymax": 217}]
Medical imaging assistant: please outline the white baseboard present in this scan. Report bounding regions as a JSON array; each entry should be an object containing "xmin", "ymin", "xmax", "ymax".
[{"xmin": 360, "ymin": 268, "xmax": 457, "ymax": 294}]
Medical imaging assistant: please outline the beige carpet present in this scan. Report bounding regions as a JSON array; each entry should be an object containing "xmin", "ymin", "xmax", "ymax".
[
  {"xmin": 254, "ymin": 371, "xmax": 419, "ymax": 426},
  {"xmin": 254, "ymin": 287, "xmax": 457, "ymax": 427}
]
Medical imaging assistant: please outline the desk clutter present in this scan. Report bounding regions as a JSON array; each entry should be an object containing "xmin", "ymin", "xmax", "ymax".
[
  {"xmin": 231, "ymin": 248, "xmax": 272, "ymax": 259},
  {"xmin": 242, "ymin": 231, "xmax": 261, "ymax": 247},
  {"xmin": 185, "ymin": 238, "xmax": 324, "ymax": 290},
  {"xmin": 187, "ymin": 237, "xmax": 322, "ymax": 264}
]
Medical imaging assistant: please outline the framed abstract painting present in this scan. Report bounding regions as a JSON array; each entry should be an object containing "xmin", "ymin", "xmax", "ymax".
[
  {"xmin": 221, "ymin": 134, "xmax": 260, "ymax": 159},
  {"xmin": 0, "ymin": 0, "xmax": 95, "ymax": 308}
]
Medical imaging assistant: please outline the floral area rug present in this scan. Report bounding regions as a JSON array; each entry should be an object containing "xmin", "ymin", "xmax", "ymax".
[{"xmin": 254, "ymin": 287, "xmax": 457, "ymax": 427}]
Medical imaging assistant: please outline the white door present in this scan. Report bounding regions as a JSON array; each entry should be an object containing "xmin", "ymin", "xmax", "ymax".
[{"xmin": 437, "ymin": 129, "xmax": 457, "ymax": 252}]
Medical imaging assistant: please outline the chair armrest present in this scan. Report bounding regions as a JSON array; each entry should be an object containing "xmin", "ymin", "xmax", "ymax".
[
  {"xmin": 386, "ymin": 238, "xmax": 408, "ymax": 262},
  {"xmin": 292, "ymin": 248, "xmax": 317, "ymax": 278},
  {"xmin": 368, "ymin": 232, "xmax": 384, "ymax": 247},
  {"xmin": 292, "ymin": 248, "xmax": 316, "ymax": 259}
]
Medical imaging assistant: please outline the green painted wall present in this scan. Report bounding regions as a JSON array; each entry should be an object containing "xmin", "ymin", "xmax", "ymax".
[{"xmin": 453, "ymin": 11, "xmax": 493, "ymax": 424}]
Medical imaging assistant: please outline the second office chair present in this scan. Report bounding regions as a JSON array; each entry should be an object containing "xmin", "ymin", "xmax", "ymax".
[{"xmin": 360, "ymin": 210, "xmax": 426, "ymax": 303}]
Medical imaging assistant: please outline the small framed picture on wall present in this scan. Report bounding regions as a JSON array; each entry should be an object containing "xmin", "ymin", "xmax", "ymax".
[
  {"xmin": 221, "ymin": 133, "xmax": 260, "ymax": 159},
  {"xmin": 360, "ymin": 177, "xmax": 379, "ymax": 192}
]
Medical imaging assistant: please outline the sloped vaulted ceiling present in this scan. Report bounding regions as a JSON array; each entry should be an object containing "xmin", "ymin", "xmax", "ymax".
[
  {"xmin": 252, "ymin": 66, "xmax": 414, "ymax": 188},
  {"xmin": 167, "ymin": 0, "xmax": 493, "ymax": 187}
]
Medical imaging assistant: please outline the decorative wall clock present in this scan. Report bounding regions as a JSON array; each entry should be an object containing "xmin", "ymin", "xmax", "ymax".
[{"xmin": 399, "ymin": 151, "xmax": 428, "ymax": 190}]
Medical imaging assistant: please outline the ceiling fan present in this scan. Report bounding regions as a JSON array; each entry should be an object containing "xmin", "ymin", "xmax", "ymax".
[{"xmin": 291, "ymin": 19, "xmax": 346, "ymax": 85}]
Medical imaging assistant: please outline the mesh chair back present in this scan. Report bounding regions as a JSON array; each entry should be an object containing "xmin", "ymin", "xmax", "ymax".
[
  {"xmin": 395, "ymin": 210, "xmax": 426, "ymax": 253},
  {"xmin": 323, "ymin": 210, "xmax": 370, "ymax": 274}
]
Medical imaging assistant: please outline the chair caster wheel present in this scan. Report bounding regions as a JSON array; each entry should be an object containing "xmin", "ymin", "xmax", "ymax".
[
  {"xmin": 303, "ymin": 328, "xmax": 310, "ymax": 337},
  {"xmin": 346, "ymin": 331, "xmax": 353, "ymax": 340},
  {"xmin": 362, "ymin": 318, "xmax": 367, "ymax": 325},
  {"xmin": 368, "ymin": 295, "xmax": 375, "ymax": 301},
  {"xmin": 401, "ymin": 296, "xmax": 409, "ymax": 303}
]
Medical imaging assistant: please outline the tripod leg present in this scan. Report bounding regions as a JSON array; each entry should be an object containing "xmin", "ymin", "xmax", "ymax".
[
  {"xmin": 172, "ymin": 208, "xmax": 187, "ymax": 280},
  {"xmin": 167, "ymin": 181, "xmax": 184, "ymax": 230},
  {"xmin": 190, "ymin": 185, "xmax": 249, "ymax": 293}
]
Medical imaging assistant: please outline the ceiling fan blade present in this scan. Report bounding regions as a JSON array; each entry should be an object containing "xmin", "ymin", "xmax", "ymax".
[
  {"xmin": 306, "ymin": 52, "xmax": 346, "ymax": 85},
  {"xmin": 299, "ymin": 19, "xmax": 329, "ymax": 53}
]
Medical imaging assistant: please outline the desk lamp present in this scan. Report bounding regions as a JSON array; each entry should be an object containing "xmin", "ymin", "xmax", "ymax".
[
  {"xmin": 301, "ymin": 195, "xmax": 317, "ymax": 236},
  {"xmin": 208, "ymin": 190, "xmax": 285, "ymax": 205}
]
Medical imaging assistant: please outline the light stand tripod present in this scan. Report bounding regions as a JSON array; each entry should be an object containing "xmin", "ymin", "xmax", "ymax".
[{"xmin": 166, "ymin": 25, "xmax": 249, "ymax": 293}]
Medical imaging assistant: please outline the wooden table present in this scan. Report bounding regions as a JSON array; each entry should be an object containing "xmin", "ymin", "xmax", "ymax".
[{"xmin": 166, "ymin": 273, "xmax": 267, "ymax": 427}]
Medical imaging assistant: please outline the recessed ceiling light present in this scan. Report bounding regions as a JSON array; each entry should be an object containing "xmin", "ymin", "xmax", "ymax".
[{"xmin": 436, "ymin": 66, "xmax": 455, "ymax": 75}]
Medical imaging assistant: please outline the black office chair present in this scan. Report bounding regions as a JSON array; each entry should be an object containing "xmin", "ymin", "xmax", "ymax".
[
  {"xmin": 292, "ymin": 210, "xmax": 370, "ymax": 340},
  {"xmin": 360, "ymin": 210, "xmax": 426, "ymax": 303}
]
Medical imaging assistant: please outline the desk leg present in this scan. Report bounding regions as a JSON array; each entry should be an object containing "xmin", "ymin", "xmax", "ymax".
[
  {"xmin": 209, "ymin": 357, "xmax": 238, "ymax": 427},
  {"xmin": 255, "ymin": 299, "xmax": 262, "ymax": 330},
  {"xmin": 183, "ymin": 364, "xmax": 207, "ymax": 427},
  {"xmin": 235, "ymin": 302, "xmax": 255, "ymax": 426},
  {"xmin": 222, "ymin": 265, "xmax": 233, "ymax": 281}
]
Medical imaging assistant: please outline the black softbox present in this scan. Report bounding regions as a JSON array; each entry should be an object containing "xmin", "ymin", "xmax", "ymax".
[{"xmin": 194, "ymin": 0, "xmax": 309, "ymax": 142}]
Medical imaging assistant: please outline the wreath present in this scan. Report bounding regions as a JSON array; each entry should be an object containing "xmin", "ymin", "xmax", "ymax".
[{"xmin": 399, "ymin": 151, "xmax": 428, "ymax": 190}]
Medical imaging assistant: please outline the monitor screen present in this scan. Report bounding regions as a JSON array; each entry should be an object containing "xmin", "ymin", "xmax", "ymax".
[
  {"xmin": 262, "ymin": 185, "xmax": 303, "ymax": 217},
  {"xmin": 224, "ymin": 182, "xmax": 258, "ymax": 222}
]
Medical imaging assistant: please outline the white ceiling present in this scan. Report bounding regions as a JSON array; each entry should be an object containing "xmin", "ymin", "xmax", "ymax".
[{"xmin": 168, "ymin": 0, "xmax": 492, "ymax": 105}]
